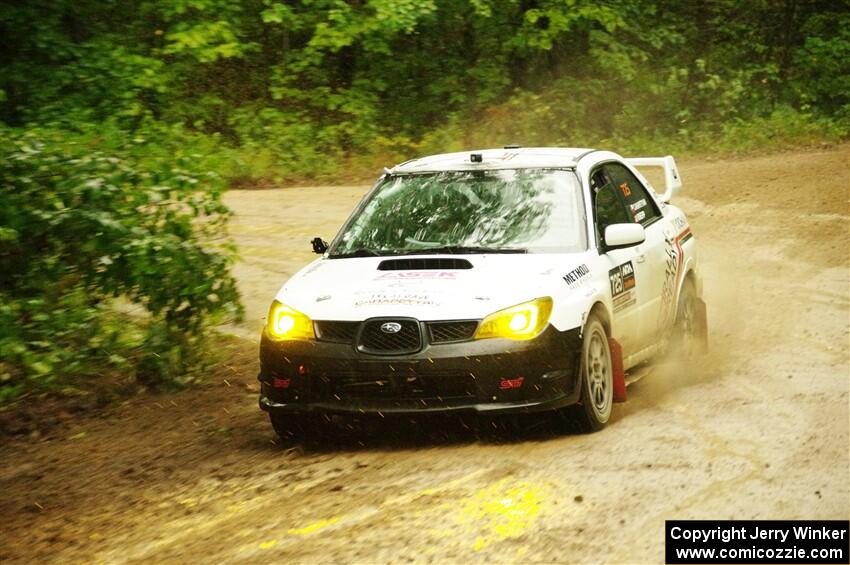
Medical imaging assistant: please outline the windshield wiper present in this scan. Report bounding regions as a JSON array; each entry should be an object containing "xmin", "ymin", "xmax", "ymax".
[
  {"xmin": 329, "ymin": 245, "xmax": 528, "ymax": 258},
  {"xmin": 403, "ymin": 245, "xmax": 527, "ymax": 255},
  {"xmin": 328, "ymin": 248, "xmax": 383, "ymax": 259}
]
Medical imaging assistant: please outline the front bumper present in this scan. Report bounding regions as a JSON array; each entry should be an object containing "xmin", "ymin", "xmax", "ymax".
[{"xmin": 258, "ymin": 325, "xmax": 583, "ymax": 416}]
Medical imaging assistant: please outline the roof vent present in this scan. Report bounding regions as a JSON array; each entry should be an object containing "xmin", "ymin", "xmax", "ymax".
[
  {"xmin": 470, "ymin": 153, "xmax": 483, "ymax": 163},
  {"xmin": 503, "ymin": 144, "xmax": 521, "ymax": 149},
  {"xmin": 378, "ymin": 258, "xmax": 473, "ymax": 271}
]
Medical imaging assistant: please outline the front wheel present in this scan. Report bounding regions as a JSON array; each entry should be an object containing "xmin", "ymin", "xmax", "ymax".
[{"xmin": 561, "ymin": 315, "xmax": 613, "ymax": 433}]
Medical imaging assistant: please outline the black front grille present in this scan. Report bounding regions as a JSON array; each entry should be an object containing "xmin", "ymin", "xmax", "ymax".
[
  {"xmin": 308, "ymin": 361, "xmax": 478, "ymax": 404},
  {"xmin": 336, "ymin": 373, "xmax": 476, "ymax": 400},
  {"xmin": 335, "ymin": 374, "xmax": 397, "ymax": 398},
  {"xmin": 315, "ymin": 321, "xmax": 359, "ymax": 343},
  {"xmin": 377, "ymin": 258, "xmax": 473, "ymax": 271},
  {"xmin": 358, "ymin": 319, "xmax": 421, "ymax": 354},
  {"xmin": 428, "ymin": 320, "xmax": 478, "ymax": 343}
]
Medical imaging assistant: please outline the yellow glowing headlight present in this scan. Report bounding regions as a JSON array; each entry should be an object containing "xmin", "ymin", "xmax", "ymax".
[
  {"xmin": 266, "ymin": 300, "xmax": 315, "ymax": 341},
  {"xmin": 474, "ymin": 297, "xmax": 553, "ymax": 341}
]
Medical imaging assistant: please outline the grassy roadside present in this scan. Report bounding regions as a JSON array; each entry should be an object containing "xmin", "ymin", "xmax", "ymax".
[{"xmin": 222, "ymin": 107, "xmax": 848, "ymax": 189}]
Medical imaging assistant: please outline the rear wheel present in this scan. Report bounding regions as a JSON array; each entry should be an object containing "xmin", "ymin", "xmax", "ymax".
[
  {"xmin": 561, "ymin": 315, "xmax": 613, "ymax": 433},
  {"xmin": 673, "ymin": 278, "xmax": 701, "ymax": 357}
]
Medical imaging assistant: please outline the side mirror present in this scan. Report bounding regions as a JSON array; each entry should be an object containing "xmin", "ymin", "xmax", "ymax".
[
  {"xmin": 604, "ymin": 224, "xmax": 645, "ymax": 250},
  {"xmin": 311, "ymin": 237, "xmax": 328, "ymax": 254}
]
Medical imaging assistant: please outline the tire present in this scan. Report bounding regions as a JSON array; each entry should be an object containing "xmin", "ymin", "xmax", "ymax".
[
  {"xmin": 561, "ymin": 314, "xmax": 614, "ymax": 433},
  {"xmin": 672, "ymin": 278, "xmax": 701, "ymax": 358},
  {"xmin": 269, "ymin": 412, "xmax": 317, "ymax": 442}
]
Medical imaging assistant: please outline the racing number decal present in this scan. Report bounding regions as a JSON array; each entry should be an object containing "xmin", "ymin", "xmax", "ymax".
[
  {"xmin": 609, "ymin": 261, "xmax": 635, "ymax": 296},
  {"xmin": 609, "ymin": 261, "xmax": 636, "ymax": 312},
  {"xmin": 619, "ymin": 182, "xmax": 632, "ymax": 197}
]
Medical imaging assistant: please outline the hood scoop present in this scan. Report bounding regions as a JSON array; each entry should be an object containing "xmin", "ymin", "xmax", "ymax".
[{"xmin": 377, "ymin": 258, "xmax": 473, "ymax": 271}]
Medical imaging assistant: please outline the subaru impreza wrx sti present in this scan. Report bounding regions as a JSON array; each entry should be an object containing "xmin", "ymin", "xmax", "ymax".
[{"xmin": 258, "ymin": 147, "xmax": 707, "ymax": 437}]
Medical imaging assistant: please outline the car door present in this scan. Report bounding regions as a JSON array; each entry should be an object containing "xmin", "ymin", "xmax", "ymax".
[
  {"xmin": 600, "ymin": 162, "xmax": 669, "ymax": 347},
  {"xmin": 589, "ymin": 167, "xmax": 643, "ymax": 356}
]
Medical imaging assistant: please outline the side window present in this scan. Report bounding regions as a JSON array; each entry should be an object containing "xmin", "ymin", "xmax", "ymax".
[
  {"xmin": 590, "ymin": 169, "xmax": 630, "ymax": 243},
  {"xmin": 602, "ymin": 163, "xmax": 662, "ymax": 226}
]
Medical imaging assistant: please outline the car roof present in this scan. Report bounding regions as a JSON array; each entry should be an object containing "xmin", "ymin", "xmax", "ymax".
[{"xmin": 390, "ymin": 147, "xmax": 596, "ymax": 174}]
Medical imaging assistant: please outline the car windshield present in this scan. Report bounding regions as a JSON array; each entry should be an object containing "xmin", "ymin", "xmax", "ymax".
[{"xmin": 329, "ymin": 169, "xmax": 586, "ymax": 257}]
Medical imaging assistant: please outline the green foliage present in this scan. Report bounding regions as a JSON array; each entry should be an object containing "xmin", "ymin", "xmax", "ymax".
[
  {"xmin": 0, "ymin": 126, "xmax": 241, "ymax": 401},
  {"xmin": 2, "ymin": 0, "xmax": 847, "ymax": 185}
]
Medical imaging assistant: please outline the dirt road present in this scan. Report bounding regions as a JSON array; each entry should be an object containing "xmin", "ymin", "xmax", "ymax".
[{"xmin": 2, "ymin": 146, "xmax": 848, "ymax": 563}]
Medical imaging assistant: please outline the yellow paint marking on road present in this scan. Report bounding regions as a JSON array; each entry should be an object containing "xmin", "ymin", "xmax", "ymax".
[
  {"xmin": 287, "ymin": 517, "xmax": 341, "ymax": 535},
  {"xmin": 258, "ymin": 540, "xmax": 277, "ymax": 550},
  {"xmin": 450, "ymin": 478, "xmax": 551, "ymax": 552},
  {"xmin": 385, "ymin": 468, "xmax": 489, "ymax": 505},
  {"xmin": 280, "ymin": 472, "xmax": 548, "ymax": 556},
  {"xmin": 97, "ymin": 472, "xmax": 343, "ymax": 563},
  {"xmin": 280, "ymin": 468, "xmax": 490, "ymax": 541},
  {"xmin": 114, "ymin": 466, "xmax": 491, "ymax": 562}
]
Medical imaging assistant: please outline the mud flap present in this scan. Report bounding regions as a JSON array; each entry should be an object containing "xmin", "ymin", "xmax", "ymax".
[
  {"xmin": 609, "ymin": 337, "xmax": 627, "ymax": 402},
  {"xmin": 696, "ymin": 298, "xmax": 709, "ymax": 353}
]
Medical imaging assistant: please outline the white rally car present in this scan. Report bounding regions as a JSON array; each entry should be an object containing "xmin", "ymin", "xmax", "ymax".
[{"xmin": 258, "ymin": 147, "xmax": 707, "ymax": 437}]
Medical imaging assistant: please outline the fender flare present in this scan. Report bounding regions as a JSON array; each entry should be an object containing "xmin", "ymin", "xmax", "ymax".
[{"xmin": 673, "ymin": 259, "xmax": 697, "ymax": 320}]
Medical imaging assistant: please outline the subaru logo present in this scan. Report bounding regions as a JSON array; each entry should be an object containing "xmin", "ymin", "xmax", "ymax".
[{"xmin": 380, "ymin": 322, "xmax": 402, "ymax": 334}]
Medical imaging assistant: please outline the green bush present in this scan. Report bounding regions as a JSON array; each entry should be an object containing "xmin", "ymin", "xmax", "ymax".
[{"xmin": 0, "ymin": 126, "xmax": 242, "ymax": 403}]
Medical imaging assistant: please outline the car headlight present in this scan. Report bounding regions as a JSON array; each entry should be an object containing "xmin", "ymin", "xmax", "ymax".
[
  {"xmin": 266, "ymin": 300, "xmax": 315, "ymax": 341},
  {"xmin": 474, "ymin": 297, "xmax": 553, "ymax": 341}
]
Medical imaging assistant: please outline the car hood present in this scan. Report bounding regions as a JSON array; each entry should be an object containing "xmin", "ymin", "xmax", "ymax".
[{"xmin": 275, "ymin": 253, "xmax": 590, "ymax": 321}]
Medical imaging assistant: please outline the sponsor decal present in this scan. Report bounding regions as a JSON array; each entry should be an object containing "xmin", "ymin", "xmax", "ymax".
[
  {"xmin": 619, "ymin": 182, "xmax": 632, "ymax": 196},
  {"xmin": 657, "ymin": 226, "xmax": 691, "ymax": 330},
  {"xmin": 630, "ymin": 198, "xmax": 647, "ymax": 222},
  {"xmin": 562, "ymin": 264, "xmax": 590, "ymax": 286},
  {"xmin": 609, "ymin": 261, "xmax": 637, "ymax": 313},
  {"xmin": 375, "ymin": 271, "xmax": 457, "ymax": 280},
  {"xmin": 613, "ymin": 292, "xmax": 636, "ymax": 313},
  {"xmin": 499, "ymin": 377, "xmax": 525, "ymax": 390},
  {"xmin": 355, "ymin": 292, "xmax": 437, "ymax": 307},
  {"xmin": 672, "ymin": 215, "xmax": 688, "ymax": 231}
]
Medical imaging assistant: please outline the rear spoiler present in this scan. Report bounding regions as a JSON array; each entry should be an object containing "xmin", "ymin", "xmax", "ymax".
[{"xmin": 626, "ymin": 156, "xmax": 682, "ymax": 203}]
